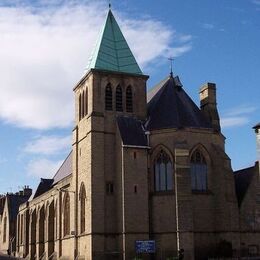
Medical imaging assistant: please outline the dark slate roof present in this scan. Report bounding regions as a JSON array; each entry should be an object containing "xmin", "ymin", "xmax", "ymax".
[
  {"xmin": 53, "ymin": 151, "xmax": 72, "ymax": 185},
  {"xmin": 234, "ymin": 166, "xmax": 255, "ymax": 206},
  {"xmin": 253, "ymin": 122, "xmax": 260, "ymax": 129},
  {"xmin": 117, "ymin": 116, "xmax": 148, "ymax": 147},
  {"xmin": 146, "ymin": 75, "xmax": 212, "ymax": 131},
  {"xmin": 33, "ymin": 178, "xmax": 54, "ymax": 199},
  {"xmin": 7, "ymin": 195, "xmax": 30, "ymax": 221},
  {"xmin": 30, "ymin": 152, "xmax": 73, "ymax": 200}
]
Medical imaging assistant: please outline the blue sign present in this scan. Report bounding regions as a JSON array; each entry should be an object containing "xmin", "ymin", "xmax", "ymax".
[{"xmin": 135, "ymin": 240, "xmax": 156, "ymax": 253}]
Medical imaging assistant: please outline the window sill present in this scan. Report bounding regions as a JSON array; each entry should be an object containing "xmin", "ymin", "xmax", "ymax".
[
  {"xmin": 151, "ymin": 190, "xmax": 175, "ymax": 196},
  {"xmin": 192, "ymin": 190, "xmax": 213, "ymax": 195}
]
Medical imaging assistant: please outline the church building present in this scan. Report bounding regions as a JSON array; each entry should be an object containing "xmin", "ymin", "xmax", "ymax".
[{"xmin": 12, "ymin": 8, "xmax": 260, "ymax": 260}]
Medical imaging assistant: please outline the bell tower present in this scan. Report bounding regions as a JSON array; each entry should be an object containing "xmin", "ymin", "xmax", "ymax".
[{"xmin": 71, "ymin": 8, "xmax": 149, "ymax": 259}]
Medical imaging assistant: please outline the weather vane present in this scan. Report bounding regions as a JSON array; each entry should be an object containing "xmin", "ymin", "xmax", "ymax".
[{"xmin": 168, "ymin": 57, "xmax": 174, "ymax": 77}]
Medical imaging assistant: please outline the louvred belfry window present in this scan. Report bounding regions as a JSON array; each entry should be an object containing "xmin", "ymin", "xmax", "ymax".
[
  {"xmin": 126, "ymin": 86, "xmax": 133, "ymax": 112},
  {"xmin": 105, "ymin": 84, "xmax": 113, "ymax": 110},
  {"xmin": 190, "ymin": 150, "xmax": 208, "ymax": 191},
  {"xmin": 154, "ymin": 150, "xmax": 173, "ymax": 191},
  {"xmin": 116, "ymin": 85, "xmax": 123, "ymax": 112}
]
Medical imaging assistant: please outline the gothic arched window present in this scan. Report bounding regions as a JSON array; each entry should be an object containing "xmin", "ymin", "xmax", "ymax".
[
  {"xmin": 154, "ymin": 150, "xmax": 173, "ymax": 191},
  {"xmin": 81, "ymin": 91, "xmax": 85, "ymax": 119},
  {"xmin": 105, "ymin": 84, "xmax": 113, "ymax": 111},
  {"xmin": 79, "ymin": 93, "xmax": 82, "ymax": 120},
  {"xmin": 79, "ymin": 184, "xmax": 86, "ymax": 234},
  {"xmin": 3, "ymin": 215, "xmax": 6, "ymax": 242},
  {"xmin": 63, "ymin": 193, "xmax": 70, "ymax": 237},
  {"xmin": 190, "ymin": 149, "xmax": 208, "ymax": 191},
  {"xmin": 126, "ymin": 85, "xmax": 133, "ymax": 112},
  {"xmin": 116, "ymin": 85, "xmax": 123, "ymax": 112},
  {"xmin": 85, "ymin": 88, "xmax": 88, "ymax": 116}
]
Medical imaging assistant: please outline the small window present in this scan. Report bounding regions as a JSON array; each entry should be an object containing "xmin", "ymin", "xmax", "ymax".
[
  {"xmin": 134, "ymin": 185, "xmax": 138, "ymax": 193},
  {"xmin": 105, "ymin": 84, "xmax": 113, "ymax": 110},
  {"xmin": 190, "ymin": 149, "xmax": 208, "ymax": 191},
  {"xmin": 126, "ymin": 86, "xmax": 133, "ymax": 112},
  {"xmin": 106, "ymin": 182, "xmax": 114, "ymax": 195},
  {"xmin": 116, "ymin": 85, "xmax": 123, "ymax": 112}
]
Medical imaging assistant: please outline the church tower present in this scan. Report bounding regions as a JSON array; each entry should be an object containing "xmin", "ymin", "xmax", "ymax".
[{"xmin": 72, "ymin": 9, "xmax": 149, "ymax": 259}]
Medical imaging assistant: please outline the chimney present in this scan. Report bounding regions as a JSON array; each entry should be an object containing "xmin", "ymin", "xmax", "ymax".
[
  {"xmin": 253, "ymin": 123, "xmax": 260, "ymax": 162},
  {"xmin": 23, "ymin": 186, "xmax": 32, "ymax": 197},
  {"xmin": 199, "ymin": 83, "xmax": 220, "ymax": 132}
]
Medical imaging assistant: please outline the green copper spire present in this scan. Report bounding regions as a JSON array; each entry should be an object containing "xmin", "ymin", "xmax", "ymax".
[{"xmin": 87, "ymin": 10, "xmax": 143, "ymax": 75}]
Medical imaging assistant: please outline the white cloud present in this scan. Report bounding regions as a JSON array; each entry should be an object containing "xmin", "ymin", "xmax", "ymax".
[
  {"xmin": 24, "ymin": 135, "xmax": 71, "ymax": 155},
  {"xmin": 252, "ymin": 0, "xmax": 260, "ymax": 5},
  {"xmin": 221, "ymin": 117, "xmax": 249, "ymax": 128},
  {"xmin": 221, "ymin": 105, "xmax": 257, "ymax": 129},
  {"xmin": 0, "ymin": 1, "xmax": 192, "ymax": 130},
  {"xmin": 202, "ymin": 23, "xmax": 214, "ymax": 30},
  {"xmin": 27, "ymin": 158, "xmax": 63, "ymax": 178},
  {"xmin": 225, "ymin": 105, "xmax": 257, "ymax": 117}
]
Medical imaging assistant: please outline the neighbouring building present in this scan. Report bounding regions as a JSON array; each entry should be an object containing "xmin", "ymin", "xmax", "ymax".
[
  {"xmin": 0, "ymin": 186, "xmax": 32, "ymax": 255},
  {"xmin": 12, "ymin": 7, "xmax": 260, "ymax": 260}
]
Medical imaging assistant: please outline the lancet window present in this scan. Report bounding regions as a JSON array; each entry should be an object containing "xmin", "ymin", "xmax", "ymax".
[
  {"xmin": 190, "ymin": 149, "xmax": 208, "ymax": 191},
  {"xmin": 105, "ymin": 84, "xmax": 113, "ymax": 110},
  {"xmin": 116, "ymin": 85, "xmax": 123, "ymax": 112},
  {"xmin": 154, "ymin": 150, "xmax": 173, "ymax": 191},
  {"xmin": 126, "ymin": 85, "xmax": 133, "ymax": 112}
]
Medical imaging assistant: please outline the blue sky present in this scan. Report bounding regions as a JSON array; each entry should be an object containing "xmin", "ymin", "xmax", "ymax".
[{"xmin": 0, "ymin": 0, "xmax": 259, "ymax": 194}]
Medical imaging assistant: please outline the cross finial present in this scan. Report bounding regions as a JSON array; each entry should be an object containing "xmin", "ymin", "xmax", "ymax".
[{"xmin": 168, "ymin": 57, "xmax": 174, "ymax": 77}]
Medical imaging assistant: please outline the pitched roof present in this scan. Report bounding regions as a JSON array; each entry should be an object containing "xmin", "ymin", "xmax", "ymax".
[
  {"xmin": 234, "ymin": 166, "xmax": 255, "ymax": 206},
  {"xmin": 32, "ymin": 178, "xmax": 54, "ymax": 199},
  {"xmin": 53, "ymin": 151, "xmax": 72, "ymax": 185},
  {"xmin": 146, "ymin": 75, "xmax": 212, "ymax": 131},
  {"xmin": 30, "ymin": 152, "xmax": 73, "ymax": 200},
  {"xmin": 7, "ymin": 195, "xmax": 30, "ymax": 221},
  {"xmin": 253, "ymin": 122, "xmax": 260, "ymax": 129},
  {"xmin": 87, "ymin": 10, "xmax": 142, "ymax": 75},
  {"xmin": 117, "ymin": 116, "xmax": 148, "ymax": 147}
]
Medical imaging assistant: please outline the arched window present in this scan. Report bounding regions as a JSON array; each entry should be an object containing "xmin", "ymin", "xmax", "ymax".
[
  {"xmin": 79, "ymin": 184, "xmax": 86, "ymax": 234},
  {"xmin": 79, "ymin": 93, "xmax": 82, "ymax": 120},
  {"xmin": 154, "ymin": 150, "xmax": 173, "ymax": 191},
  {"xmin": 190, "ymin": 149, "xmax": 208, "ymax": 191},
  {"xmin": 126, "ymin": 85, "xmax": 133, "ymax": 112},
  {"xmin": 3, "ymin": 215, "xmax": 6, "ymax": 242},
  {"xmin": 116, "ymin": 85, "xmax": 123, "ymax": 112},
  {"xmin": 55, "ymin": 202, "xmax": 57, "ymax": 239},
  {"xmin": 85, "ymin": 88, "xmax": 88, "ymax": 116},
  {"xmin": 105, "ymin": 84, "xmax": 113, "ymax": 110},
  {"xmin": 63, "ymin": 193, "xmax": 70, "ymax": 237},
  {"xmin": 81, "ymin": 91, "xmax": 85, "ymax": 119},
  {"xmin": 21, "ymin": 214, "xmax": 24, "ymax": 244}
]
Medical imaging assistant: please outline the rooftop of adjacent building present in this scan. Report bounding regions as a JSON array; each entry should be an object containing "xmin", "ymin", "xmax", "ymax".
[{"xmin": 0, "ymin": 186, "xmax": 32, "ymax": 221}]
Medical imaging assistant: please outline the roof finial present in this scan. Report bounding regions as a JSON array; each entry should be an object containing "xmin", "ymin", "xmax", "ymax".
[
  {"xmin": 168, "ymin": 57, "xmax": 174, "ymax": 78},
  {"xmin": 108, "ymin": 0, "xmax": 111, "ymax": 9}
]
